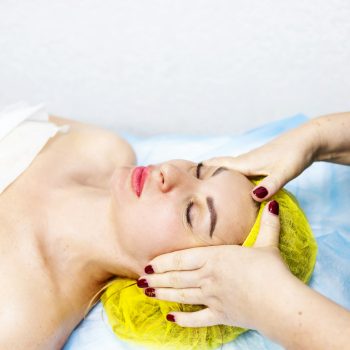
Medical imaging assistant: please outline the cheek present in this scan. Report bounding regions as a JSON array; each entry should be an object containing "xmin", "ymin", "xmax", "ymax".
[{"xmin": 119, "ymin": 201, "xmax": 187, "ymax": 259}]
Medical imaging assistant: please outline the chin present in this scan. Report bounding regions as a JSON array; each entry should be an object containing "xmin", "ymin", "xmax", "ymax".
[{"xmin": 109, "ymin": 166, "xmax": 133, "ymax": 202}]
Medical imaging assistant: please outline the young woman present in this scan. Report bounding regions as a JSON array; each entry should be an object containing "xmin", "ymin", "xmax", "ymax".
[{"xmin": 0, "ymin": 115, "xmax": 259, "ymax": 349}]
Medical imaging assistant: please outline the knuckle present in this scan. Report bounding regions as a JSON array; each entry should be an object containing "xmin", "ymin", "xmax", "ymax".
[
  {"xmin": 265, "ymin": 174, "xmax": 281, "ymax": 192},
  {"xmin": 207, "ymin": 294, "xmax": 220, "ymax": 307},
  {"xmin": 148, "ymin": 258, "xmax": 159, "ymax": 272},
  {"xmin": 201, "ymin": 274, "xmax": 217, "ymax": 293},
  {"xmin": 197, "ymin": 269, "xmax": 208, "ymax": 286},
  {"xmin": 263, "ymin": 217, "xmax": 279, "ymax": 228},
  {"xmin": 173, "ymin": 253, "xmax": 183, "ymax": 270},
  {"xmin": 198, "ymin": 271, "xmax": 210, "ymax": 287},
  {"xmin": 210, "ymin": 307, "xmax": 222, "ymax": 320},
  {"xmin": 170, "ymin": 272, "xmax": 180, "ymax": 287},
  {"xmin": 195, "ymin": 264, "xmax": 207, "ymax": 280},
  {"xmin": 261, "ymin": 220, "xmax": 279, "ymax": 234},
  {"xmin": 179, "ymin": 290, "xmax": 186, "ymax": 304}
]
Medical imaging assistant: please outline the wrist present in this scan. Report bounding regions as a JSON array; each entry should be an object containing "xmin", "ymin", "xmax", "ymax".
[
  {"xmin": 256, "ymin": 272, "xmax": 350, "ymax": 350},
  {"xmin": 252, "ymin": 273, "xmax": 306, "ymax": 342},
  {"xmin": 248, "ymin": 269, "xmax": 299, "ymax": 333},
  {"xmin": 307, "ymin": 113, "xmax": 350, "ymax": 164},
  {"xmin": 302, "ymin": 119, "xmax": 324, "ymax": 163}
]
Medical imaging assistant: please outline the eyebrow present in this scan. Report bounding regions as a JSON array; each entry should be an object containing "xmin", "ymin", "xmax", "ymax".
[
  {"xmin": 206, "ymin": 197, "xmax": 217, "ymax": 238},
  {"xmin": 206, "ymin": 166, "xmax": 227, "ymax": 237},
  {"xmin": 186, "ymin": 165, "xmax": 227, "ymax": 237}
]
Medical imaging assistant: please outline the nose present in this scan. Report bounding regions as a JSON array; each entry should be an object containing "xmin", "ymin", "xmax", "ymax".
[{"xmin": 158, "ymin": 163, "xmax": 192, "ymax": 193}]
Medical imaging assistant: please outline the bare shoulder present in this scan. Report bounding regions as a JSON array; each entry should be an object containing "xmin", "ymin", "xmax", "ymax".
[
  {"xmin": 0, "ymin": 284, "xmax": 67, "ymax": 350},
  {"xmin": 0, "ymin": 245, "xmax": 77, "ymax": 350},
  {"xmin": 0, "ymin": 302, "xmax": 46, "ymax": 349},
  {"xmin": 49, "ymin": 115, "xmax": 137, "ymax": 166}
]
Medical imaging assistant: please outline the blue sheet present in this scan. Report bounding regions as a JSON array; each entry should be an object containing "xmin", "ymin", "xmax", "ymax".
[{"xmin": 64, "ymin": 114, "xmax": 350, "ymax": 350}]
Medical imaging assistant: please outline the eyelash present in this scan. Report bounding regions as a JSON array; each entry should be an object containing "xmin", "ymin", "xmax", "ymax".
[
  {"xmin": 186, "ymin": 201, "xmax": 194, "ymax": 228},
  {"xmin": 186, "ymin": 162, "xmax": 203, "ymax": 228}
]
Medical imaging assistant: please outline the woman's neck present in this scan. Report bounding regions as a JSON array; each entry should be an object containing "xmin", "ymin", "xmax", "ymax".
[{"xmin": 36, "ymin": 184, "xmax": 141, "ymax": 305}]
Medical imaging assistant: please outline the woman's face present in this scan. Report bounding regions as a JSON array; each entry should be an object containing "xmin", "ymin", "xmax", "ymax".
[{"xmin": 110, "ymin": 160, "xmax": 258, "ymax": 266}]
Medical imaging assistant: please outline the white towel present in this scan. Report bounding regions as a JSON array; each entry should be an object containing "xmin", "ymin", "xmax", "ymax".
[{"xmin": 0, "ymin": 102, "xmax": 69, "ymax": 194}]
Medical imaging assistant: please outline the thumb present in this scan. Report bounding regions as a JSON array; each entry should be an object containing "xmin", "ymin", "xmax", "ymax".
[
  {"xmin": 251, "ymin": 174, "xmax": 285, "ymax": 202},
  {"xmin": 254, "ymin": 201, "xmax": 280, "ymax": 248},
  {"xmin": 167, "ymin": 308, "xmax": 219, "ymax": 328}
]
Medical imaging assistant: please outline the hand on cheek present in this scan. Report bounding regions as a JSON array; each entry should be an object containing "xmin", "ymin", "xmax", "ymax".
[{"xmin": 136, "ymin": 201, "xmax": 293, "ymax": 330}]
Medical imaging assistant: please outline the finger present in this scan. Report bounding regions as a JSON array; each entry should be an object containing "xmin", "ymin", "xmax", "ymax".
[
  {"xmin": 145, "ymin": 287, "xmax": 204, "ymax": 305},
  {"xmin": 138, "ymin": 270, "xmax": 201, "ymax": 289},
  {"xmin": 203, "ymin": 156, "xmax": 252, "ymax": 175},
  {"xmin": 254, "ymin": 200, "xmax": 280, "ymax": 248},
  {"xmin": 166, "ymin": 308, "xmax": 219, "ymax": 328},
  {"xmin": 203, "ymin": 156, "xmax": 235, "ymax": 168},
  {"xmin": 145, "ymin": 246, "xmax": 211, "ymax": 274},
  {"xmin": 251, "ymin": 174, "xmax": 285, "ymax": 202}
]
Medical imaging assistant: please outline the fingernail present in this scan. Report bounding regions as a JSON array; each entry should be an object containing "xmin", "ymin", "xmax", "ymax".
[
  {"xmin": 268, "ymin": 200, "xmax": 279, "ymax": 215},
  {"xmin": 253, "ymin": 186, "xmax": 268, "ymax": 199},
  {"xmin": 145, "ymin": 288, "xmax": 156, "ymax": 297},
  {"xmin": 166, "ymin": 314, "xmax": 176, "ymax": 322},
  {"xmin": 145, "ymin": 265, "xmax": 154, "ymax": 274},
  {"xmin": 137, "ymin": 278, "xmax": 148, "ymax": 288}
]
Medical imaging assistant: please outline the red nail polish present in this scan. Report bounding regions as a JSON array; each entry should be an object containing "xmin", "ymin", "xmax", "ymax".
[
  {"xmin": 253, "ymin": 186, "xmax": 268, "ymax": 199},
  {"xmin": 268, "ymin": 200, "xmax": 279, "ymax": 215},
  {"xmin": 137, "ymin": 278, "xmax": 148, "ymax": 288},
  {"xmin": 166, "ymin": 314, "xmax": 175, "ymax": 322},
  {"xmin": 145, "ymin": 265, "xmax": 154, "ymax": 274},
  {"xmin": 145, "ymin": 288, "xmax": 156, "ymax": 297}
]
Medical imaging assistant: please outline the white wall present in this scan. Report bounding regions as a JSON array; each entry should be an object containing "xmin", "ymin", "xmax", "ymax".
[{"xmin": 0, "ymin": 0, "xmax": 349, "ymax": 136}]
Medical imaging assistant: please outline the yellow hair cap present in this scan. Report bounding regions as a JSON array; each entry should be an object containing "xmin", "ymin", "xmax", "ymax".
[{"xmin": 102, "ymin": 184, "xmax": 317, "ymax": 349}]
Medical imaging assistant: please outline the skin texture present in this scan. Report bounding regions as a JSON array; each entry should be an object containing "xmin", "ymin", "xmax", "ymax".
[
  {"xmin": 0, "ymin": 116, "xmax": 258, "ymax": 349},
  {"xmin": 109, "ymin": 160, "xmax": 259, "ymax": 267},
  {"xmin": 4, "ymin": 111, "xmax": 349, "ymax": 350},
  {"xmin": 0, "ymin": 117, "xmax": 139, "ymax": 349}
]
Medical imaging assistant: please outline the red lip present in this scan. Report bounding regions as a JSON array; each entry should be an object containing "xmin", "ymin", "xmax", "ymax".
[{"xmin": 131, "ymin": 166, "xmax": 149, "ymax": 197}]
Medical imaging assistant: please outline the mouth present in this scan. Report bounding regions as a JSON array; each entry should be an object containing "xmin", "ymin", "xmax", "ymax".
[{"xmin": 131, "ymin": 166, "xmax": 149, "ymax": 197}]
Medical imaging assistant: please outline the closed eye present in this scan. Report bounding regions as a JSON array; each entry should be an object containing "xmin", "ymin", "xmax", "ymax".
[
  {"xmin": 184, "ymin": 163, "xmax": 202, "ymax": 229},
  {"xmin": 186, "ymin": 200, "xmax": 194, "ymax": 228},
  {"xmin": 185, "ymin": 163, "xmax": 229, "ymax": 234},
  {"xmin": 195, "ymin": 162, "xmax": 228, "ymax": 179}
]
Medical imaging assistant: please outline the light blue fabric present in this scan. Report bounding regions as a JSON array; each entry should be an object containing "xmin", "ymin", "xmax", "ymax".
[{"xmin": 64, "ymin": 114, "xmax": 350, "ymax": 350}]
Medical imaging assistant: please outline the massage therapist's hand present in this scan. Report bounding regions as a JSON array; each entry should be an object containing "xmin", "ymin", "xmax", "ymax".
[
  {"xmin": 205, "ymin": 112, "xmax": 350, "ymax": 202},
  {"xmin": 137, "ymin": 201, "xmax": 291, "ymax": 330},
  {"xmin": 204, "ymin": 122, "xmax": 320, "ymax": 202}
]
